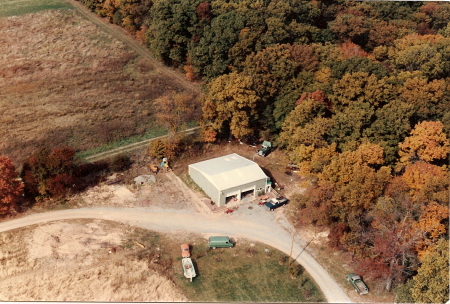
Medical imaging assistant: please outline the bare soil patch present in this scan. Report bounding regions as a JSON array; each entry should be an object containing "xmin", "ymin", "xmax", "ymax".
[
  {"xmin": 0, "ymin": 9, "xmax": 199, "ymax": 164},
  {"xmin": 0, "ymin": 219, "xmax": 187, "ymax": 302}
]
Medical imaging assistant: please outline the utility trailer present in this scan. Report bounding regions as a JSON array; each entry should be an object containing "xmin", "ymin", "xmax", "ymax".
[{"xmin": 182, "ymin": 258, "xmax": 196, "ymax": 282}]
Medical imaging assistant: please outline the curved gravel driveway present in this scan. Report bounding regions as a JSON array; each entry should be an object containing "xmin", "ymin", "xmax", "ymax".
[{"xmin": 0, "ymin": 207, "xmax": 351, "ymax": 303}]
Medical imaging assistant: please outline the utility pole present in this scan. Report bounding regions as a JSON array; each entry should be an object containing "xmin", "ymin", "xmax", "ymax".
[{"xmin": 288, "ymin": 231, "xmax": 295, "ymax": 267}]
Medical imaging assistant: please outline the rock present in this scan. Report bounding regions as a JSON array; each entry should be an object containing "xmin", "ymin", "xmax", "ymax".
[{"xmin": 134, "ymin": 175, "xmax": 156, "ymax": 185}]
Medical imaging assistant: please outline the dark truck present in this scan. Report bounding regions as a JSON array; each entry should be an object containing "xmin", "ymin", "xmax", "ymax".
[
  {"xmin": 264, "ymin": 197, "xmax": 288, "ymax": 211},
  {"xmin": 347, "ymin": 273, "xmax": 369, "ymax": 295},
  {"xmin": 257, "ymin": 140, "xmax": 272, "ymax": 157}
]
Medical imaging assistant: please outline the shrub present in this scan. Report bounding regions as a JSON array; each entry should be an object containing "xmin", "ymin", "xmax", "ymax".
[
  {"xmin": 289, "ymin": 263, "xmax": 304, "ymax": 277},
  {"xmin": 109, "ymin": 154, "xmax": 131, "ymax": 172},
  {"xmin": 149, "ymin": 139, "xmax": 166, "ymax": 159}
]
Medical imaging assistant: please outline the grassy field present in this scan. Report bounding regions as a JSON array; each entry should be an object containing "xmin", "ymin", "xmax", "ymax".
[
  {"xmin": 0, "ymin": 0, "xmax": 72, "ymax": 17},
  {"xmin": 171, "ymin": 238, "xmax": 324, "ymax": 302},
  {"xmin": 0, "ymin": 1, "xmax": 200, "ymax": 164}
]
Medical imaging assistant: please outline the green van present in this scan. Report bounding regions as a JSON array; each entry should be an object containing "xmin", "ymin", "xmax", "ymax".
[{"xmin": 208, "ymin": 236, "xmax": 234, "ymax": 249}]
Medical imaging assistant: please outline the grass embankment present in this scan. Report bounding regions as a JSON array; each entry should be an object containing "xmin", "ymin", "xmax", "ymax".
[
  {"xmin": 0, "ymin": 0, "xmax": 71, "ymax": 17},
  {"xmin": 76, "ymin": 127, "xmax": 167, "ymax": 160}
]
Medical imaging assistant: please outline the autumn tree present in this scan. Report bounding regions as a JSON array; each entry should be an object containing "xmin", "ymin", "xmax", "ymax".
[
  {"xmin": 420, "ymin": 2, "xmax": 450, "ymax": 32},
  {"xmin": 366, "ymin": 20, "xmax": 402, "ymax": 51},
  {"xmin": 154, "ymin": 92, "xmax": 200, "ymax": 136},
  {"xmin": 278, "ymin": 96, "xmax": 331, "ymax": 153},
  {"xmin": 411, "ymin": 238, "xmax": 449, "ymax": 304},
  {"xmin": 400, "ymin": 76, "xmax": 446, "ymax": 120},
  {"xmin": 401, "ymin": 161, "xmax": 449, "ymax": 205},
  {"xmin": 297, "ymin": 143, "xmax": 392, "ymax": 257},
  {"xmin": 398, "ymin": 121, "xmax": 450, "ymax": 168},
  {"xmin": 328, "ymin": 11, "xmax": 371, "ymax": 46},
  {"xmin": 200, "ymin": 72, "xmax": 261, "ymax": 140},
  {"xmin": 387, "ymin": 35, "xmax": 447, "ymax": 79},
  {"xmin": 287, "ymin": 44, "xmax": 320, "ymax": 72},
  {"xmin": 318, "ymin": 143, "xmax": 391, "ymax": 223},
  {"xmin": 363, "ymin": 195, "xmax": 420, "ymax": 291},
  {"xmin": 413, "ymin": 202, "xmax": 449, "ymax": 259},
  {"xmin": 149, "ymin": 139, "xmax": 167, "ymax": 159},
  {"xmin": 21, "ymin": 147, "xmax": 78, "ymax": 199},
  {"xmin": 0, "ymin": 156, "xmax": 24, "ymax": 215}
]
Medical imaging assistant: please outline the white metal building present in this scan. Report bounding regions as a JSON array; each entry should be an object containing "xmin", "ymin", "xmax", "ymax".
[{"xmin": 188, "ymin": 153, "xmax": 270, "ymax": 207}]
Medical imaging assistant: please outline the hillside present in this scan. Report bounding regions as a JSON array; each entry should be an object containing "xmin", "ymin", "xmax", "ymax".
[{"xmin": 0, "ymin": 1, "xmax": 200, "ymax": 164}]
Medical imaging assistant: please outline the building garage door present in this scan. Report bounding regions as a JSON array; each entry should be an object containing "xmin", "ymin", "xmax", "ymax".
[
  {"xmin": 225, "ymin": 195, "xmax": 236, "ymax": 204},
  {"xmin": 241, "ymin": 189, "xmax": 254, "ymax": 199}
]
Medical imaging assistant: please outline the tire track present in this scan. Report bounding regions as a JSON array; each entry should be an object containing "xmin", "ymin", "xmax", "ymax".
[
  {"xmin": 84, "ymin": 127, "xmax": 200, "ymax": 163},
  {"xmin": 65, "ymin": 0, "xmax": 200, "ymax": 95}
]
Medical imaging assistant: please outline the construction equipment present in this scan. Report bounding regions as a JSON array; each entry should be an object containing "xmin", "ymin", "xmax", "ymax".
[{"xmin": 150, "ymin": 165, "xmax": 158, "ymax": 174}]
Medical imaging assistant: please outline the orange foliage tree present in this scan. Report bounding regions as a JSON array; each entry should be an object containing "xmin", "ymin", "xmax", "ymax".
[
  {"xmin": 398, "ymin": 121, "xmax": 450, "ymax": 168},
  {"xmin": 413, "ymin": 202, "xmax": 449, "ymax": 259},
  {"xmin": 0, "ymin": 156, "xmax": 24, "ymax": 215},
  {"xmin": 401, "ymin": 161, "xmax": 449, "ymax": 204}
]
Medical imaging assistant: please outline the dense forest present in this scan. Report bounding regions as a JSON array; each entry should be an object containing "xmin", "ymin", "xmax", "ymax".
[{"xmin": 1, "ymin": 0, "xmax": 448, "ymax": 302}]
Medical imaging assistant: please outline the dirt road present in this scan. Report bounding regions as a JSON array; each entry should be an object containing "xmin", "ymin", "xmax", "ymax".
[{"xmin": 0, "ymin": 207, "xmax": 351, "ymax": 303}]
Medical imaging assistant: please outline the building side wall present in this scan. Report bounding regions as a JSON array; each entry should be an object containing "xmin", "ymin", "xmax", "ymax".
[
  {"xmin": 219, "ymin": 178, "xmax": 267, "ymax": 206},
  {"xmin": 188, "ymin": 166, "xmax": 219, "ymax": 204}
]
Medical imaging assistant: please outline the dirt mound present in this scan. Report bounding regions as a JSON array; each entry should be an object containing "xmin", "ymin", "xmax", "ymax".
[{"xmin": 0, "ymin": 220, "xmax": 187, "ymax": 302}]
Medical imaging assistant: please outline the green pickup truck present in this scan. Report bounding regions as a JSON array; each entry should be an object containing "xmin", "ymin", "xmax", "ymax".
[{"xmin": 347, "ymin": 273, "xmax": 369, "ymax": 295}]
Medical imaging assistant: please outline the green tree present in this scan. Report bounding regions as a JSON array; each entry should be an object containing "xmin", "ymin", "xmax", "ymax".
[
  {"xmin": 411, "ymin": 239, "xmax": 449, "ymax": 304},
  {"xmin": 328, "ymin": 100, "xmax": 374, "ymax": 151},
  {"xmin": 388, "ymin": 34, "xmax": 447, "ymax": 79},
  {"xmin": 272, "ymin": 78, "xmax": 307, "ymax": 132},
  {"xmin": 146, "ymin": 0, "xmax": 199, "ymax": 66},
  {"xmin": 188, "ymin": 10, "xmax": 245, "ymax": 80},
  {"xmin": 243, "ymin": 44, "xmax": 298, "ymax": 102},
  {"xmin": 363, "ymin": 99, "xmax": 414, "ymax": 164},
  {"xmin": 394, "ymin": 279, "xmax": 414, "ymax": 304},
  {"xmin": 330, "ymin": 56, "xmax": 389, "ymax": 80}
]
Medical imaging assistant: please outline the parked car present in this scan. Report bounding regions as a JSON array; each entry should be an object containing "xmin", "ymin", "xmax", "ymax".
[
  {"xmin": 208, "ymin": 236, "xmax": 234, "ymax": 249},
  {"xmin": 347, "ymin": 273, "xmax": 369, "ymax": 295},
  {"xmin": 264, "ymin": 197, "xmax": 289, "ymax": 211},
  {"xmin": 180, "ymin": 244, "xmax": 190, "ymax": 258}
]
